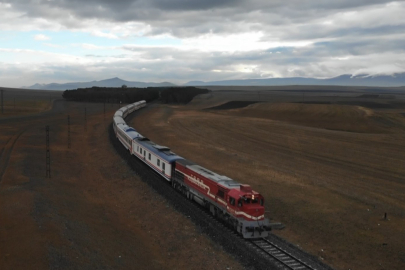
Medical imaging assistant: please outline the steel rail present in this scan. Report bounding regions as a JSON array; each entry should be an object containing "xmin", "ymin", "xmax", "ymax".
[{"xmin": 251, "ymin": 238, "xmax": 317, "ymax": 270}]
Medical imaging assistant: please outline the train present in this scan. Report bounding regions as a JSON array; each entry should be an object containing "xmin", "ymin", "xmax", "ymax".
[{"xmin": 113, "ymin": 100, "xmax": 271, "ymax": 238}]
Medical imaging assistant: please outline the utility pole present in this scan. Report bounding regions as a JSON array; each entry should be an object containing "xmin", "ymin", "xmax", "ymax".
[
  {"xmin": 103, "ymin": 98, "xmax": 106, "ymax": 121},
  {"xmin": 1, "ymin": 89, "xmax": 3, "ymax": 114},
  {"xmin": 46, "ymin": 126, "xmax": 51, "ymax": 178},
  {"xmin": 84, "ymin": 107, "xmax": 87, "ymax": 131},
  {"xmin": 67, "ymin": 115, "xmax": 71, "ymax": 149}
]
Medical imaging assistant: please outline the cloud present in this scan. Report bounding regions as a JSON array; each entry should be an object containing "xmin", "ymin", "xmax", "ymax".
[
  {"xmin": 91, "ymin": 30, "xmax": 118, "ymax": 39},
  {"xmin": 2, "ymin": 41, "xmax": 405, "ymax": 87},
  {"xmin": 80, "ymin": 43, "xmax": 105, "ymax": 50},
  {"xmin": 2, "ymin": 1, "xmax": 400, "ymax": 36},
  {"xmin": 1, "ymin": 0, "xmax": 405, "ymax": 87},
  {"xmin": 43, "ymin": 43, "xmax": 62, "ymax": 48},
  {"xmin": 34, "ymin": 34, "xmax": 50, "ymax": 40}
]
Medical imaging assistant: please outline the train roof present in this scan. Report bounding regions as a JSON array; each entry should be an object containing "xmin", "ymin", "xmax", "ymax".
[
  {"xmin": 117, "ymin": 123, "xmax": 129, "ymax": 130},
  {"xmin": 126, "ymin": 130, "xmax": 140, "ymax": 139},
  {"xmin": 113, "ymin": 116, "xmax": 126, "ymax": 125},
  {"xmin": 122, "ymin": 126, "xmax": 137, "ymax": 132},
  {"xmin": 135, "ymin": 136, "xmax": 183, "ymax": 163},
  {"xmin": 116, "ymin": 124, "xmax": 140, "ymax": 138},
  {"xmin": 176, "ymin": 159, "xmax": 241, "ymax": 189}
]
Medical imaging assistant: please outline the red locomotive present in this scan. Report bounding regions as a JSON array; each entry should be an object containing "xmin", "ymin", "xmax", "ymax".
[
  {"xmin": 173, "ymin": 159, "xmax": 270, "ymax": 238},
  {"xmin": 114, "ymin": 101, "xmax": 271, "ymax": 238}
]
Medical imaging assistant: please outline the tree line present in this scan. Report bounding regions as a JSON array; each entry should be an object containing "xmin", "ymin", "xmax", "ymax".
[{"xmin": 62, "ymin": 86, "xmax": 209, "ymax": 104}]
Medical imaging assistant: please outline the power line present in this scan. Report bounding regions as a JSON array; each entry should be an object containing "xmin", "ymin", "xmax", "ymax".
[{"xmin": 84, "ymin": 107, "xmax": 87, "ymax": 131}]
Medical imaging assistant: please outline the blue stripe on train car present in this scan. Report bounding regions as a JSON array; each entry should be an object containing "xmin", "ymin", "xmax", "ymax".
[{"xmin": 135, "ymin": 137, "xmax": 183, "ymax": 164}]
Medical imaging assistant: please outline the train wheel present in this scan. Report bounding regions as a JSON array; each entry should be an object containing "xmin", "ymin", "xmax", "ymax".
[
  {"xmin": 187, "ymin": 191, "xmax": 192, "ymax": 201},
  {"xmin": 210, "ymin": 205, "xmax": 216, "ymax": 217}
]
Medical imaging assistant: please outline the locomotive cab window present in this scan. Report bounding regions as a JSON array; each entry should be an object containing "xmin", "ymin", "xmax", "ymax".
[
  {"xmin": 217, "ymin": 189, "xmax": 224, "ymax": 198},
  {"xmin": 238, "ymin": 199, "xmax": 243, "ymax": 207},
  {"xmin": 229, "ymin": 197, "xmax": 235, "ymax": 206}
]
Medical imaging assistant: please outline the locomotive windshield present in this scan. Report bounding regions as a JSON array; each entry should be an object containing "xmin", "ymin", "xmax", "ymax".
[
  {"xmin": 244, "ymin": 198, "xmax": 258, "ymax": 204},
  {"xmin": 240, "ymin": 194, "xmax": 260, "ymax": 204}
]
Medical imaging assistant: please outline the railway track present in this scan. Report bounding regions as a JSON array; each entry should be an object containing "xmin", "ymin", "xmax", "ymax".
[
  {"xmin": 251, "ymin": 238, "xmax": 317, "ymax": 270},
  {"xmin": 202, "ymin": 206, "xmax": 324, "ymax": 270},
  {"xmin": 111, "ymin": 111, "xmax": 334, "ymax": 270}
]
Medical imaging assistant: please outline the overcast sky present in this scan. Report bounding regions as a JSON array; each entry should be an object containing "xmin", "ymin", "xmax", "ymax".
[{"xmin": 1, "ymin": 0, "xmax": 405, "ymax": 87}]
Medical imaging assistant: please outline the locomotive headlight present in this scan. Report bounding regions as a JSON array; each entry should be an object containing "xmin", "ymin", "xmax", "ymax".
[{"xmin": 252, "ymin": 195, "xmax": 255, "ymax": 200}]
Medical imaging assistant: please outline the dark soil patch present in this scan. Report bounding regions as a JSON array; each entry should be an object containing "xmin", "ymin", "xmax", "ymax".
[{"xmin": 206, "ymin": 101, "xmax": 259, "ymax": 110}]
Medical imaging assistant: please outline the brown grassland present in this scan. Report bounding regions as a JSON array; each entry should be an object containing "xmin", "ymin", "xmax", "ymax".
[
  {"xmin": 1, "ymin": 86, "xmax": 405, "ymax": 270},
  {"xmin": 129, "ymin": 86, "xmax": 405, "ymax": 270},
  {"xmin": 0, "ymin": 88, "xmax": 60, "ymax": 118},
  {"xmin": 0, "ymin": 90, "xmax": 243, "ymax": 270}
]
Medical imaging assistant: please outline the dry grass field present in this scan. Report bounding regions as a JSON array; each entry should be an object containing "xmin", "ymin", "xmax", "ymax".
[
  {"xmin": 0, "ymin": 90, "xmax": 243, "ymax": 270},
  {"xmin": 0, "ymin": 88, "xmax": 61, "ymax": 118},
  {"xmin": 130, "ymin": 86, "xmax": 405, "ymax": 270}
]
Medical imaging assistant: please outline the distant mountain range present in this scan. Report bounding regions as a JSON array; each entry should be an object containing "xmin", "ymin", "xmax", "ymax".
[
  {"xmin": 25, "ymin": 77, "xmax": 175, "ymax": 90},
  {"xmin": 24, "ymin": 73, "xmax": 405, "ymax": 90},
  {"xmin": 185, "ymin": 73, "xmax": 405, "ymax": 87}
]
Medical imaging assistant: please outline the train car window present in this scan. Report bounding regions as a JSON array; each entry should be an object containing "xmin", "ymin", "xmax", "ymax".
[
  {"xmin": 238, "ymin": 199, "xmax": 243, "ymax": 207},
  {"xmin": 148, "ymin": 153, "xmax": 151, "ymax": 160},
  {"xmin": 229, "ymin": 197, "xmax": 235, "ymax": 206},
  {"xmin": 157, "ymin": 159, "xmax": 160, "ymax": 166},
  {"xmin": 137, "ymin": 145, "xmax": 139, "ymax": 151},
  {"xmin": 162, "ymin": 163, "xmax": 165, "ymax": 171}
]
